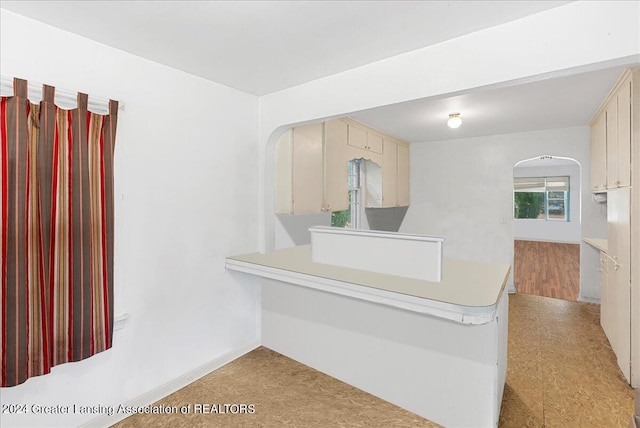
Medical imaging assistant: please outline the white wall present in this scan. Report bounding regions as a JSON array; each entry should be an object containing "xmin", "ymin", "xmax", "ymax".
[
  {"xmin": 400, "ymin": 127, "xmax": 607, "ymax": 301},
  {"xmin": 513, "ymin": 163, "xmax": 582, "ymax": 243},
  {"xmin": 1, "ymin": 10, "xmax": 260, "ymax": 428}
]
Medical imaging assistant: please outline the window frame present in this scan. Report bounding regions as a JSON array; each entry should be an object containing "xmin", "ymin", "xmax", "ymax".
[{"xmin": 513, "ymin": 175, "xmax": 570, "ymax": 222}]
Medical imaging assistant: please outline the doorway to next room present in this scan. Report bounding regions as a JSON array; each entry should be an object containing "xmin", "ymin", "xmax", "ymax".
[{"xmin": 513, "ymin": 156, "xmax": 581, "ymax": 302}]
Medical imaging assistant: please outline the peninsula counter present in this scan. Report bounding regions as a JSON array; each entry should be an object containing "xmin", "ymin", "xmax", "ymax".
[{"xmin": 226, "ymin": 245, "xmax": 511, "ymax": 427}]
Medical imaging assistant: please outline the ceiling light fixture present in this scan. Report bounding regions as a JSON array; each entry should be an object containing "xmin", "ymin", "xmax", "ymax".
[{"xmin": 447, "ymin": 113, "xmax": 462, "ymax": 129}]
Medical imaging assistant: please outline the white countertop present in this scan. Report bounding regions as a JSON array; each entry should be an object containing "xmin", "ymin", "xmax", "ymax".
[
  {"xmin": 226, "ymin": 245, "xmax": 511, "ymax": 324},
  {"xmin": 584, "ymin": 237, "xmax": 608, "ymax": 253}
]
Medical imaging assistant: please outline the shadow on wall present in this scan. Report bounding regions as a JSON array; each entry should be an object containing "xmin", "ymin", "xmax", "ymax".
[
  {"xmin": 274, "ymin": 212, "xmax": 331, "ymax": 249},
  {"xmin": 365, "ymin": 206, "xmax": 409, "ymax": 232}
]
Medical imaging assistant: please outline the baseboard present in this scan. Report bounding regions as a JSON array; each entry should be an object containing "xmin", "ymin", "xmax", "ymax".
[
  {"xmin": 578, "ymin": 296, "xmax": 601, "ymax": 304},
  {"xmin": 80, "ymin": 339, "xmax": 261, "ymax": 428},
  {"xmin": 514, "ymin": 238, "xmax": 581, "ymax": 245},
  {"xmin": 507, "ymin": 284, "xmax": 516, "ymax": 294}
]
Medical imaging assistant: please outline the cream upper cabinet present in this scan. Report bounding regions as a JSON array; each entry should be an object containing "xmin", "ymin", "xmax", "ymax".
[
  {"xmin": 366, "ymin": 132, "xmax": 383, "ymax": 154},
  {"xmin": 606, "ymin": 97, "xmax": 619, "ymax": 189},
  {"xmin": 615, "ymin": 77, "xmax": 631, "ymax": 188},
  {"xmin": 382, "ymin": 139, "xmax": 398, "ymax": 208},
  {"xmin": 347, "ymin": 124, "xmax": 383, "ymax": 154},
  {"xmin": 324, "ymin": 120, "xmax": 349, "ymax": 212},
  {"xmin": 292, "ymin": 123, "xmax": 324, "ymax": 214},
  {"xmin": 274, "ymin": 129, "xmax": 294, "ymax": 214},
  {"xmin": 274, "ymin": 124, "xmax": 324, "ymax": 214},
  {"xmin": 590, "ymin": 111, "xmax": 606, "ymax": 191},
  {"xmin": 603, "ymin": 74, "xmax": 632, "ymax": 189},
  {"xmin": 381, "ymin": 139, "xmax": 410, "ymax": 207},
  {"xmin": 276, "ymin": 118, "xmax": 409, "ymax": 214},
  {"xmin": 347, "ymin": 123, "xmax": 383, "ymax": 160},
  {"xmin": 397, "ymin": 144, "xmax": 410, "ymax": 206},
  {"xmin": 348, "ymin": 125, "xmax": 367, "ymax": 150}
]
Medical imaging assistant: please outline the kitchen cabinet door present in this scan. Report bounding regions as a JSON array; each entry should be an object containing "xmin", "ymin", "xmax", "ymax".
[
  {"xmin": 347, "ymin": 125, "xmax": 367, "ymax": 151},
  {"xmin": 607, "ymin": 98, "xmax": 619, "ymax": 189},
  {"xmin": 397, "ymin": 144, "xmax": 410, "ymax": 206},
  {"xmin": 275, "ymin": 129, "xmax": 294, "ymax": 214},
  {"xmin": 607, "ymin": 77, "xmax": 632, "ymax": 189},
  {"xmin": 607, "ymin": 187, "xmax": 631, "ymax": 382},
  {"xmin": 366, "ymin": 132, "xmax": 383, "ymax": 154},
  {"xmin": 616, "ymin": 78, "xmax": 631, "ymax": 188},
  {"xmin": 590, "ymin": 111, "xmax": 607, "ymax": 192},
  {"xmin": 292, "ymin": 123, "xmax": 324, "ymax": 214},
  {"xmin": 324, "ymin": 120, "xmax": 349, "ymax": 212},
  {"xmin": 600, "ymin": 252, "xmax": 614, "ymax": 350},
  {"xmin": 382, "ymin": 139, "xmax": 397, "ymax": 208}
]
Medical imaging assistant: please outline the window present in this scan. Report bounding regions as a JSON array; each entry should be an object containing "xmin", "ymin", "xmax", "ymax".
[
  {"xmin": 514, "ymin": 176, "xmax": 569, "ymax": 221},
  {"xmin": 331, "ymin": 159, "xmax": 361, "ymax": 228}
]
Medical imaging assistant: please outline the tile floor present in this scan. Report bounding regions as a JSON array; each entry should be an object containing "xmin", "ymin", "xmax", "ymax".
[{"xmin": 114, "ymin": 293, "xmax": 635, "ymax": 428}]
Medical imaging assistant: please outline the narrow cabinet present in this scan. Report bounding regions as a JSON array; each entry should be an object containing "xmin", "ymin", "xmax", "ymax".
[
  {"xmin": 607, "ymin": 187, "xmax": 631, "ymax": 382},
  {"xmin": 606, "ymin": 96, "xmax": 619, "ymax": 189},
  {"xmin": 382, "ymin": 139, "xmax": 397, "ymax": 207},
  {"xmin": 599, "ymin": 252, "xmax": 613, "ymax": 345},
  {"xmin": 590, "ymin": 111, "xmax": 606, "ymax": 191},
  {"xmin": 381, "ymin": 139, "xmax": 410, "ymax": 207},
  {"xmin": 397, "ymin": 144, "xmax": 410, "ymax": 206},
  {"xmin": 602, "ymin": 73, "xmax": 632, "ymax": 189},
  {"xmin": 274, "ymin": 123, "xmax": 324, "ymax": 214},
  {"xmin": 324, "ymin": 120, "xmax": 349, "ymax": 212},
  {"xmin": 615, "ymin": 76, "xmax": 631, "ymax": 188}
]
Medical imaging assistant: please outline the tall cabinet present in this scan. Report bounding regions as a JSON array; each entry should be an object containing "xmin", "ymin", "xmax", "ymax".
[{"xmin": 589, "ymin": 68, "xmax": 638, "ymax": 387}]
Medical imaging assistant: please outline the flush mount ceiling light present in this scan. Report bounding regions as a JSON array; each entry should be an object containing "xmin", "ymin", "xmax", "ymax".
[{"xmin": 447, "ymin": 113, "xmax": 462, "ymax": 129}]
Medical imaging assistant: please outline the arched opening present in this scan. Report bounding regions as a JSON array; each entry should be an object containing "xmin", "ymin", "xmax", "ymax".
[{"xmin": 512, "ymin": 155, "xmax": 582, "ymax": 301}]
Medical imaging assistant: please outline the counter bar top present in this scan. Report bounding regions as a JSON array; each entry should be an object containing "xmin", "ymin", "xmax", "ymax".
[
  {"xmin": 584, "ymin": 237, "xmax": 608, "ymax": 253},
  {"xmin": 226, "ymin": 245, "xmax": 510, "ymax": 325}
]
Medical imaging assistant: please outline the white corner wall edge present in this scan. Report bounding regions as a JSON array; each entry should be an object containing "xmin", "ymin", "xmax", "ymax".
[{"xmin": 79, "ymin": 339, "xmax": 261, "ymax": 428}]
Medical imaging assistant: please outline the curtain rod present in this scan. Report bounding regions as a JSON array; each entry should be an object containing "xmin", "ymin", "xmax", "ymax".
[{"xmin": 0, "ymin": 75, "xmax": 125, "ymax": 113}]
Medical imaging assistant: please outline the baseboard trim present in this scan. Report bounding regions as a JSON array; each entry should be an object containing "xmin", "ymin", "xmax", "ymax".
[
  {"xmin": 578, "ymin": 296, "xmax": 601, "ymax": 304},
  {"xmin": 514, "ymin": 238, "xmax": 581, "ymax": 245},
  {"xmin": 80, "ymin": 339, "xmax": 261, "ymax": 428}
]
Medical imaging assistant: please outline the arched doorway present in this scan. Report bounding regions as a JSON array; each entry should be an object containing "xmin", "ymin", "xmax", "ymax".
[{"xmin": 512, "ymin": 155, "xmax": 582, "ymax": 301}]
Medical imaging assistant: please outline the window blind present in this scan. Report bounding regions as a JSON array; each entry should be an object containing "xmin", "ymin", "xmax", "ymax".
[{"xmin": 514, "ymin": 176, "xmax": 568, "ymax": 192}]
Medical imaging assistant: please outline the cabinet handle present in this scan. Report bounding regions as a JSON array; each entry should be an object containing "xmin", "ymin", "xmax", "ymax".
[{"xmin": 614, "ymin": 264, "xmax": 620, "ymax": 271}]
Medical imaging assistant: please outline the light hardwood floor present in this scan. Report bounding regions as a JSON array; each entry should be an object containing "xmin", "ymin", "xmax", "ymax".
[
  {"xmin": 514, "ymin": 239, "xmax": 580, "ymax": 301},
  {"xmin": 114, "ymin": 294, "xmax": 634, "ymax": 428}
]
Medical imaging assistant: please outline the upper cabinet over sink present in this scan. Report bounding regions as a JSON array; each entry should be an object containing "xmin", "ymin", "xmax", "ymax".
[{"xmin": 275, "ymin": 118, "xmax": 410, "ymax": 215}]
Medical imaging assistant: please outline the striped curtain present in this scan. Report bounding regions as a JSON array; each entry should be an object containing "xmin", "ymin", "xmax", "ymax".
[{"xmin": 1, "ymin": 78, "xmax": 118, "ymax": 387}]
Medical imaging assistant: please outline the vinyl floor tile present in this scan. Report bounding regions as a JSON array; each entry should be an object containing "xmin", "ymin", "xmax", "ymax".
[{"xmin": 114, "ymin": 293, "xmax": 634, "ymax": 428}]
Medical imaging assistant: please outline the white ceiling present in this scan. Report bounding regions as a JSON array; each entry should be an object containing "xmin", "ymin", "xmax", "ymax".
[
  {"xmin": 1, "ymin": 1, "xmax": 635, "ymax": 143},
  {"xmin": 350, "ymin": 65, "xmax": 628, "ymax": 143}
]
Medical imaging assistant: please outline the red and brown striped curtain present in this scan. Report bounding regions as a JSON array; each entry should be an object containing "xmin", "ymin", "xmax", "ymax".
[{"xmin": 1, "ymin": 78, "xmax": 118, "ymax": 387}]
